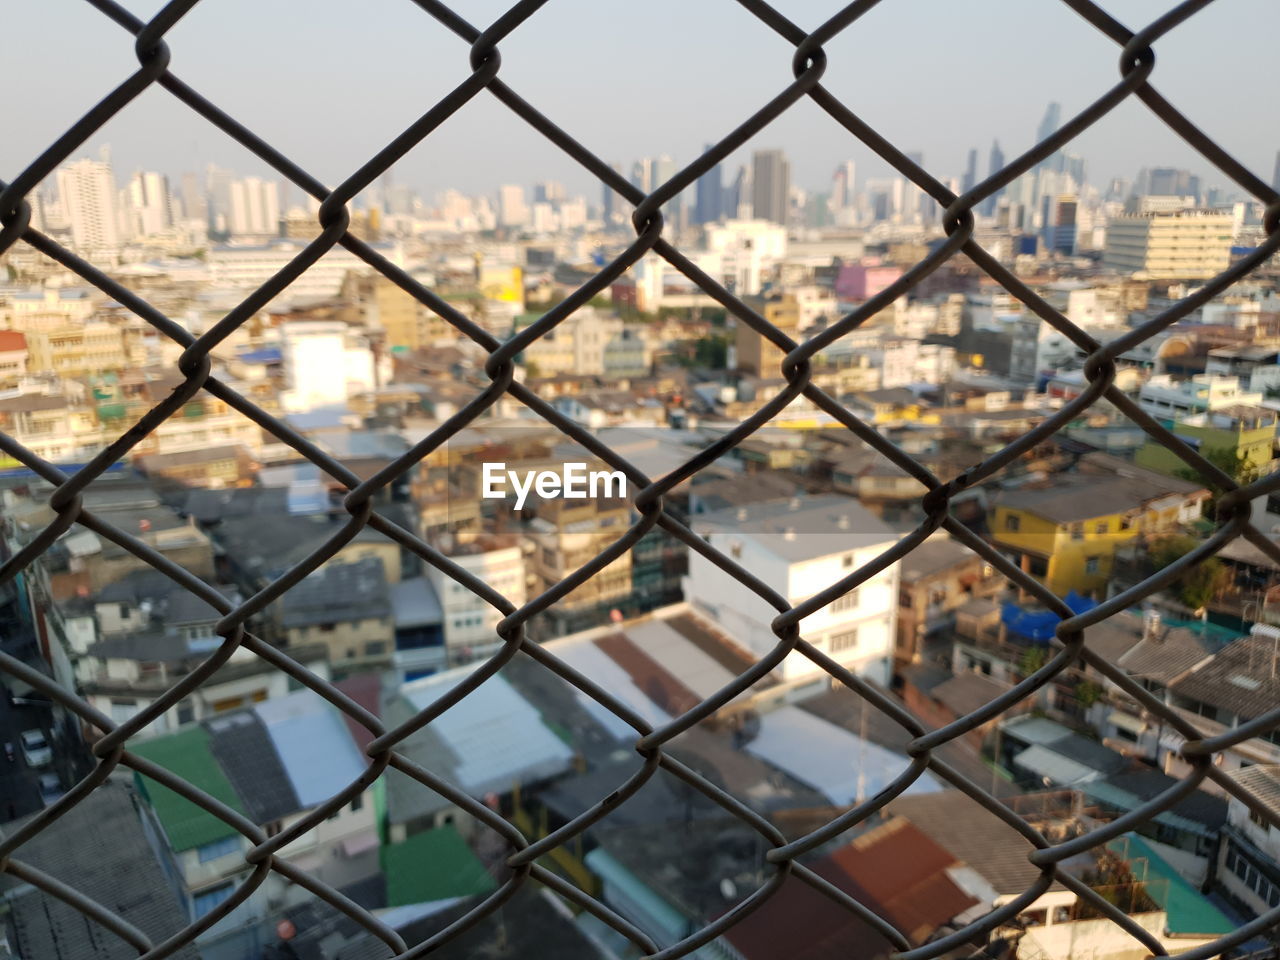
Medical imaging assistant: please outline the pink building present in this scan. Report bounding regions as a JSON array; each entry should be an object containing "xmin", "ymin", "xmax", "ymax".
[{"xmin": 835, "ymin": 259, "xmax": 904, "ymax": 302}]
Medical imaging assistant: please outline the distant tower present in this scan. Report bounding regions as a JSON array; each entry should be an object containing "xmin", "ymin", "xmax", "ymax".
[
  {"xmin": 751, "ymin": 149, "xmax": 790, "ymax": 225},
  {"xmin": 694, "ymin": 145, "xmax": 722, "ymax": 225},
  {"xmin": 962, "ymin": 148, "xmax": 978, "ymax": 194},
  {"xmin": 982, "ymin": 140, "xmax": 1006, "ymax": 217}
]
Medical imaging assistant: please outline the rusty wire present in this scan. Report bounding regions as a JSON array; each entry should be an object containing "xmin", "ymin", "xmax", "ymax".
[{"xmin": 1, "ymin": 0, "xmax": 1279, "ymax": 957}]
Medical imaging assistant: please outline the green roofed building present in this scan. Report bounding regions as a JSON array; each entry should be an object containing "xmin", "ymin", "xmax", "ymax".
[
  {"xmin": 132, "ymin": 726, "xmax": 246, "ymax": 852},
  {"xmin": 381, "ymin": 826, "xmax": 497, "ymax": 907}
]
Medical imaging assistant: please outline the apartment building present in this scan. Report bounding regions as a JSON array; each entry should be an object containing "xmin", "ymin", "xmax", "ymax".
[
  {"xmin": 1103, "ymin": 211, "xmax": 1235, "ymax": 280},
  {"xmin": 688, "ymin": 494, "xmax": 900, "ymax": 691}
]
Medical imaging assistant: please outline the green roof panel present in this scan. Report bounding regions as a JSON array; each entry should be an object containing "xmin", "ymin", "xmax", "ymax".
[
  {"xmin": 132, "ymin": 726, "xmax": 246, "ymax": 852},
  {"xmin": 381, "ymin": 826, "xmax": 496, "ymax": 907}
]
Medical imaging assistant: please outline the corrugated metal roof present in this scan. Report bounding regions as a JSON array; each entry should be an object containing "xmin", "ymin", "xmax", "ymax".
[
  {"xmin": 254, "ymin": 689, "xmax": 366, "ymax": 807},
  {"xmin": 402, "ymin": 668, "xmax": 574, "ymax": 796},
  {"xmin": 1012, "ymin": 743, "xmax": 1101, "ymax": 787},
  {"xmin": 552, "ymin": 635, "xmax": 672, "ymax": 739},
  {"xmin": 746, "ymin": 706, "xmax": 939, "ymax": 805}
]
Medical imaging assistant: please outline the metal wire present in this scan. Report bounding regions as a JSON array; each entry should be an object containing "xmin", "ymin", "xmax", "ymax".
[{"xmin": 0, "ymin": 0, "xmax": 1278, "ymax": 957}]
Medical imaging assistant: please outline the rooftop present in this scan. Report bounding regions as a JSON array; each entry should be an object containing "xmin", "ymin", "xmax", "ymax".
[
  {"xmin": 693, "ymin": 494, "xmax": 898, "ymax": 562},
  {"xmin": 2, "ymin": 782, "xmax": 198, "ymax": 960},
  {"xmin": 899, "ymin": 536, "xmax": 981, "ymax": 583},
  {"xmin": 1171, "ymin": 631, "xmax": 1280, "ymax": 720},
  {"xmin": 279, "ymin": 556, "xmax": 391, "ymax": 629}
]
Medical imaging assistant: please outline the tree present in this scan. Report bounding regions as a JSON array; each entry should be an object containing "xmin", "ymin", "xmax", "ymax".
[
  {"xmin": 1074, "ymin": 679, "xmax": 1104, "ymax": 709},
  {"xmin": 1176, "ymin": 446, "xmax": 1262, "ymax": 519},
  {"xmin": 1018, "ymin": 645, "xmax": 1050, "ymax": 679},
  {"xmin": 1074, "ymin": 849, "xmax": 1160, "ymax": 919},
  {"xmin": 1149, "ymin": 535, "xmax": 1228, "ymax": 614}
]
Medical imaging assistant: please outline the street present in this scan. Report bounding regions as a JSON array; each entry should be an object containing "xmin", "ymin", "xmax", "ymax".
[{"xmin": 0, "ymin": 678, "xmax": 56, "ymax": 822}]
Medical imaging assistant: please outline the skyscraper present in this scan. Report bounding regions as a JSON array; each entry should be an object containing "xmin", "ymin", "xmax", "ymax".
[
  {"xmin": 962, "ymin": 149, "xmax": 978, "ymax": 194},
  {"xmin": 724, "ymin": 165, "xmax": 748, "ymax": 220},
  {"xmin": 1036, "ymin": 102, "xmax": 1065, "ymax": 174},
  {"xmin": 127, "ymin": 171, "xmax": 172, "ymax": 237},
  {"xmin": 56, "ymin": 156, "xmax": 122, "ymax": 252},
  {"xmin": 602, "ymin": 162, "xmax": 622, "ymax": 227},
  {"xmin": 982, "ymin": 140, "xmax": 1005, "ymax": 217},
  {"xmin": 751, "ymin": 149, "xmax": 790, "ymax": 225},
  {"xmin": 228, "ymin": 177, "xmax": 280, "ymax": 236},
  {"xmin": 205, "ymin": 164, "xmax": 234, "ymax": 237},
  {"xmin": 497, "ymin": 184, "xmax": 528, "ymax": 228},
  {"xmin": 694, "ymin": 145, "xmax": 723, "ymax": 226},
  {"xmin": 831, "ymin": 160, "xmax": 856, "ymax": 210}
]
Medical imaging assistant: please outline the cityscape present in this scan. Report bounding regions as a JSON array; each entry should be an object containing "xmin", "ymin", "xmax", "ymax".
[{"xmin": 1, "ymin": 42, "xmax": 1280, "ymax": 960}]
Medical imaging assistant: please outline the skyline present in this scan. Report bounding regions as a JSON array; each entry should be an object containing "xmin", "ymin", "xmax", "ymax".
[{"xmin": 7, "ymin": 0, "xmax": 1278, "ymax": 204}]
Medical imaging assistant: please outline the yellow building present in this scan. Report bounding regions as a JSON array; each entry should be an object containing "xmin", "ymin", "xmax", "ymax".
[
  {"xmin": 1135, "ymin": 405, "xmax": 1278, "ymax": 479},
  {"xmin": 991, "ymin": 457, "xmax": 1209, "ymax": 597},
  {"xmin": 341, "ymin": 271, "xmax": 451, "ymax": 352},
  {"xmin": 1102, "ymin": 211, "xmax": 1235, "ymax": 280},
  {"xmin": 735, "ymin": 295, "xmax": 801, "ymax": 376}
]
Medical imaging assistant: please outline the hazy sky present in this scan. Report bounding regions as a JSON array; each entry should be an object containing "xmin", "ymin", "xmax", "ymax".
[{"xmin": 8, "ymin": 0, "xmax": 1278, "ymax": 204}]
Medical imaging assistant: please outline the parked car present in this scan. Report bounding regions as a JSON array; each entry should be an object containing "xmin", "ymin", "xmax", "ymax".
[
  {"xmin": 37, "ymin": 772, "xmax": 62, "ymax": 807},
  {"xmin": 19, "ymin": 729, "xmax": 51, "ymax": 767}
]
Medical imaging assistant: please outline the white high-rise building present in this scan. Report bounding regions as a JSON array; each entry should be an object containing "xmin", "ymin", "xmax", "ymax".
[
  {"xmin": 127, "ymin": 171, "xmax": 172, "ymax": 236},
  {"xmin": 228, "ymin": 177, "xmax": 281, "ymax": 236},
  {"xmin": 56, "ymin": 157, "xmax": 122, "ymax": 253},
  {"xmin": 497, "ymin": 184, "xmax": 528, "ymax": 228}
]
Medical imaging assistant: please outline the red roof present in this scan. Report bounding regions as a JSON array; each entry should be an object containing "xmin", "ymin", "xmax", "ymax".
[
  {"xmin": 0, "ymin": 330, "xmax": 27, "ymax": 352},
  {"xmin": 722, "ymin": 817, "xmax": 978, "ymax": 960}
]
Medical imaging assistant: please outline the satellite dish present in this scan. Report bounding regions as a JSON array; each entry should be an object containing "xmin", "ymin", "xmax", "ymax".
[{"xmin": 720, "ymin": 878, "xmax": 737, "ymax": 900}]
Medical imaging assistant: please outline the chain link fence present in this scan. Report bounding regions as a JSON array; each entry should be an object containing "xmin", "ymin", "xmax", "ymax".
[{"xmin": 1, "ymin": 0, "xmax": 1279, "ymax": 957}]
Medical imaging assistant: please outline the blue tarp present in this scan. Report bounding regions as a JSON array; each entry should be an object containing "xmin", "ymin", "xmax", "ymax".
[
  {"xmin": 235, "ymin": 346, "xmax": 281, "ymax": 365},
  {"xmin": 1001, "ymin": 591, "xmax": 1097, "ymax": 642}
]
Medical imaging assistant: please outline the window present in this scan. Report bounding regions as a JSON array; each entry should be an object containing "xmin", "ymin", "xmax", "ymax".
[
  {"xmin": 1120, "ymin": 514, "xmax": 1133, "ymax": 531},
  {"xmin": 1019, "ymin": 909, "xmax": 1047, "ymax": 928},
  {"xmin": 899, "ymin": 590, "xmax": 913, "ymax": 609},
  {"xmin": 1249, "ymin": 809, "xmax": 1273, "ymax": 832},
  {"xmin": 1095, "ymin": 521, "xmax": 1108, "ymax": 534},
  {"xmin": 197, "ymin": 836, "xmax": 239, "ymax": 863},
  {"xmin": 1085, "ymin": 556, "xmax": 1100, "ymax": 575},
  {"xmin": 842, "ymin": 553, "xmax": 854, "ymax": 568},
  {"xmin": 351, "ymin": 794, "xmax": 364, "ymax": 813},
  {"xmin": 177, "ymin": 702, "xmax": 195, "ymax": 725},
  {"xmin": 829, "ymin": 630, "xmax": 858, "ymax": 653},
  {"xmin": 192, "ymin": 882, "xmax": 235, "ymax": 919},
  {"xmin": 1005, "ymin": 514, "xmax": 1020, "ymax": 532},
  {"xmin": 1070, "ymin": 522, "xmax": 1084, "ymax": 541},
  {"xmin": 319, "ymin": 623, "xmax": 336, "ymax": 632},
  {"xmin": 365, "ymin": 641, "xmax": 386, "ymax": 656},
  {"xmin": 829, "ymin": 590, "xmax": 858, "ymax": 614},
  {"xmin": 119, "ymin": 603, "xmax": 130, "ymax": 619}
]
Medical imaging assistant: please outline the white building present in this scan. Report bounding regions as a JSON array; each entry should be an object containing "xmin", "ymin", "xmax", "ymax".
[
  {"xmin": 1137, "ymin": 373, "xmax": 1262, "ymax": 422},
  {"xmin": 228, "ymin": 176, "xmax": 280, "ymax": 237},
  {"xmin": 425, "ymin": 534, "xmax": 527, "ymax": 665},
  {"xmin": 497, "ymin": 184, "xmax": 529, "ymax": 228},
  {"xmin": 703, "ymin": 219, "xmax": 788, "ymax": 295},
  {"xmin": 206, "ymin": 239, "xmax": 404, "ymax": 300},
  {"xmin": 55, "ymin": 157, "xmax": 122, "ymax": 254},
  {"xmin": 687, "ymin": 494, "xmax": 899, "ymax": 692},
  {"xmin": 126, "ymin": 170, "xmax": 173, "ymax": 237},
  {"xmin": 1218, "ymin": 766, "xmax": 1280, "ymax": 916},
  {"xmin": 278, "ymin": 320, "xmax": 381, "ymax": 413}
]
